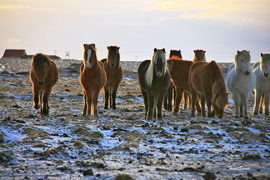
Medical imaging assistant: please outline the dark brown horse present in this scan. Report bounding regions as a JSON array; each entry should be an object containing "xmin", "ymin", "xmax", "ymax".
[
  {"xmin": 101, "ymin": 46, "xmax": 123, "ymax": 109},
  {"xmin": 138, "ymin": 48, "xmax": 170, "ymax": 120},
  {"xmin": 30, "ymin": 53, "xmax": 58, "ymax": 115},
  {"xmin": 189, "ymin": 61, "xmax": 228, "ymax": 118},
  {"xmin": 193, "ymin": 49, "xmax": 206, "ymax": 63},
  {"xmin": 167, "ymin": 59, "xmax": 201, "ymax": 113},
  {"xmin": 80, "ymin": 43, "xmax": 107, "ymax": 117},
  {"xmin": 164, "ymin": 50, "xmax": 182, "ymax": 111}
]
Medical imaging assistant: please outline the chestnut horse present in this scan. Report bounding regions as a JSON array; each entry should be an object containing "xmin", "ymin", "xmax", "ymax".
[
  {"xmin": 164, "ymin": 50, "xmax": 182, "ymax": 111},
  {"xmin": 30, "ymin": 53, "xmax": 58, "ymax": 115},
  {"xmin": 101, "ymin": 46, "xmax": 123, "ymax": 109},
  {"xmin": 80, "ymin": 43, "xmax": 106, "ymax": 117},
  {"xmin": 189, "ymin": 61, "xmax": 228, "ymax": 118},
  {"xmin": 138, "ymin": 48, "xmax": 170, "ymax": 120}
]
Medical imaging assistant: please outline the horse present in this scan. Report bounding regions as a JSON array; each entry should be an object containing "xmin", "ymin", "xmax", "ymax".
[
  {"xmin": 80, "ymin": 43, "xmax": 107, "ymax": 117},
  {"xmin": 29, "ymin": 53, "xmax": 58, "ymax": 115},
  {"xmin": 226, "ymin": 50, "xmax": 255, "ymax": 119},
  {"xmin": 189, "ymin": 61, "xmax": 228, "ymax": 118},
  {"xmin": 101, "ymin": 46, "xmax": 123, "ymax": 109},
  {"xmin": 163, "ymin": 50, "xmax": 182, "ymax": 111},
  {"xmin": 167, "ymin": 59, "xmax": 201, "ymax": 113},
  {"xmin": 253, "ymin": 53, "xmax": 270, "ymax": 115},
  {"xmin": 193, "ymin": 49, "xmax": 206, "ymax": 63},
  {"xmin": 138, "ymin": 48, "xmax": 170, "ymax": 120}
]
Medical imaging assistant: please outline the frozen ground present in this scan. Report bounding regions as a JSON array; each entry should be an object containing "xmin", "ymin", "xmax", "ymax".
[{"xmin": 0, "ymin": 58, "xmax": 269, "ymax": 180}]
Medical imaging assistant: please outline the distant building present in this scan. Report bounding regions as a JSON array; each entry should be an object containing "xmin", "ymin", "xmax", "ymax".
[
  {"xmin": 1, "ymin": 49, "xmax": 61, "ymax": 60},
  {"xmin": 2, "ymin": 49, "xmax": 27, "ymax": 58}
]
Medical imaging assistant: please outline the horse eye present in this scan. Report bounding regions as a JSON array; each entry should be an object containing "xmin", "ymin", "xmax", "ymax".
[{"xmin": 240, "ymin": 59, "xmax": 243, "ymax": 62}]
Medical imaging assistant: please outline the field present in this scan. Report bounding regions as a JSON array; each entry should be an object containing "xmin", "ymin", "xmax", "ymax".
[{"xmin": 0, "ymin": 58, "xmax": 270, "ymax": 180}]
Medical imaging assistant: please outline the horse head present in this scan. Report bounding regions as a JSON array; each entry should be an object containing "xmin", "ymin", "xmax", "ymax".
[
  {"xmin": 107, "ymin": 46, "xmax": 120, "ymax": 68},
  {"xmin": 83, "ymin": 43, "xmax": 97, "ymax": 71},
  {"xmin": 169, "ymin": 50, "xmax": 182, "ymax": 59},
  {"xmin": 260, "ymin": 53, "xmax": 270, "ymax": 78},
  {"xmin": 212, "ymin": 91, "xmax": 228, "ymax": 119},
  {"xmin": 193, "ymin": 49, "xmax": 206, "ymax": 62},
  {"xmin": 235, "ymin": 50, "xmax": 251, "ymax": 75},
  {"xmin": 32, "ymin": 53, "xmax": 50, "ymax": 85},
  {"xmin": 152, "ymin": 48, "xmax": 167, "ymax": 77}
]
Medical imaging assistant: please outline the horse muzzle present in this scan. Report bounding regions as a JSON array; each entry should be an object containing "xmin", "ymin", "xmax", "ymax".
[
  {"xmin": 244, "ymin": 70, "xmax": 250, "ymax": 75},
  {"xmin": 110, "ymin": 62, "xmax": 116, "ymax": 68},
  {"xmin": 38, "ymin": 81, "xmax": 44, "ymax": 85}
]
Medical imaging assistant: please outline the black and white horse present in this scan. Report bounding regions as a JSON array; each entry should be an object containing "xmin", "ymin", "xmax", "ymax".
[{"xmin": 138, "ymin": 48, "xmax": 170, "ymax": 120}]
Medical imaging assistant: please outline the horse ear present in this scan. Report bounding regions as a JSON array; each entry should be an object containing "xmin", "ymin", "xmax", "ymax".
[
  {"xmin": 237, "ymin": 50, "xmax": 240, "ymax": 54},
  {"xmin": 154, "ymin": 48, "xmax": 157, "ymax": 53},
  {"xmin": 117, "ymin": 47, "xmax": 120, "ymax": 50},
  {"xmin": 107, "ymin": 46, "xmax": 110, "ymax": 50},
  {"xmin": 194, "ymin": 50, "xmax": 196, "ymax": 53},
  {"xmin": 179, "ymin": 50, "xmax": 181, "ymax": 53},
  {"xmin": 261, "ymin": 53, "xmax": 264, "ymax": 57},
  {"xmin": 83, "ymin": 44, "xmax": 87, "ymax": 49},
  {"xmin": 204, "ymin": 50, "xmax": 206, "ymax": 53},
  {"xmin": 162, "ymin": 48, "xmax": 166, "ymax": 53}
]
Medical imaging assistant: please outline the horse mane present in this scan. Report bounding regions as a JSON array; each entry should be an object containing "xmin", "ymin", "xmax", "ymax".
[
  {"xmin": 169, "ymin": 56, "xmax": 182, "ymax": 60},
  {"xmin": 211, "ymin": 61, "xmax": 228, "ymax": 112},
  {"xmin": 145, "ymin": 48, "xmax": 167, "ymax": 87}
]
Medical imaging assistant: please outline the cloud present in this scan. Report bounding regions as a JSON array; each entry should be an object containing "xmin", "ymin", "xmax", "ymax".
[
  {"xmin": 181, "ymin": 13, "xmax": 219, "ymax": 18},
  {"xmin": 8, "ymin": 39, "xmax": 21, "ymax": 43},
  {"xmin": 0, "ymin": 5, "xmax": 30, "ymax": 9}
]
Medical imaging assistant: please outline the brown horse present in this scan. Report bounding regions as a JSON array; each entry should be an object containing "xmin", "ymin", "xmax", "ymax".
[
  {"xmin": 167, "ymin": 59, "xmax": 201, "ymax": 113},
  {"xmin": 189, "ymin": 61, "xmax": 228, "ymax": 118},
  {"xmin": 164, "ymin": 50, "xmax": 182, "ymax": 111},
  {"xmin": 101, "ymin": 46, "xmax": 123, "ymax": 109},
  {"xmin": 193, "ymin": 49, "xmax": 206, "ymax": 63},
  {"xmin": 29, "ymin": 53, "xmax": 58, "ymax": 115},
  {"xmin": 80, "ymin": 43, "xmax": 107, "ymax": 117}
]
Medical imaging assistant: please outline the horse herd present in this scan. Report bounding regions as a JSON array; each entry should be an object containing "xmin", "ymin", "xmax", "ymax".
[{"xmin": 29, "ymin": 44, "xmax": 270, "ymax": 120}]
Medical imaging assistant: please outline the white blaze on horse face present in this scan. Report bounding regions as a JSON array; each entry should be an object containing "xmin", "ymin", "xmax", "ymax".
[{"xmin": 86, "ymin": 48, "xmax": 92, "ymax": 68}]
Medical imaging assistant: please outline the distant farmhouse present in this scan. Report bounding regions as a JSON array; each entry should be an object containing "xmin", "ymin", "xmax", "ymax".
[{"xmin": 1, "ymin": 49, "xmax": 61, "ymax": 60}]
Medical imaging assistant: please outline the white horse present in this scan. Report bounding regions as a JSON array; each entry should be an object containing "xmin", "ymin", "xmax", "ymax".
[
  {"xmin": 226, "ymin": 50, "xmax": 256, "ymax": 119},
  {"xmin": 253, "ymin": 53, "xmax": 270, "ymax": 115}
]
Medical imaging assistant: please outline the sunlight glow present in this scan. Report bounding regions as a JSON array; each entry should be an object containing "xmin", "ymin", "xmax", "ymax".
[
  {"xmin": 7, "ymin": 39, "xmax": 21, "ymax": 43},
  {"xmin": 181, "ymin": 13, "xmax": 219, "ymax": 18},
  {"xmin": 0, "ymin": 5, "xmax": 30, "ymax": 9}
]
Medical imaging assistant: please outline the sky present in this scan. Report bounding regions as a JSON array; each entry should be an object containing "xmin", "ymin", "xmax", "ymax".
[{"xmin": 0, "ymin": 0, "xmax": 269, "ymax": 62}]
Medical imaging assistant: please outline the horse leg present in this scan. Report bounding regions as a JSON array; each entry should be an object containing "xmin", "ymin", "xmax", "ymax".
[
  {"xmin": 190, "ymin": 88, "xmax": 197, "ymax": 117},
  {"xmin": 260, "ymin": 94, "xmax": 264, "ymax": 114},
  {"xmin": 42, "ymin": 88, "xmax": 52, "ymax": 115},
  {"xmin": 205, "ymin": 94, "xmax": 212, "ymax": 117},
  {"xmin": 242, "ymin": 94, "xmax": 249, "ymax": 119},
  {"xmin": 163, "ymin": 94, "xmax": 168, "ymax": 110},
  {"xmin": 253, "ymin": 91, "xmax": 261, "ymax": 115},
  {"xmin": 157, "ymin": 94, "xmax": 164, "ymax": 120},
  {"xmin": 200, "ymin": 94, "xmax": 206, "ymax": 117},
  {"xmin": 264, "ymin": 93, "xmax": 269, "ymax": 115},
  {"xmin": 167, "ymin": 87, "xmax": 173, "ymax": 111},
  {"xmin": 174, "ymin": 88, "xmax": 183, "ymax": 113},
  {"xmin": 141, "ymin": 90, "xmax": 148, "ymax": 118},
  {"xmin": 82, "ymin": 90, "xmax": 87, "ymax": 116},
  {"xmin": 39, "ymin": 90, "xmax": 44, "ymax": 114},
  {"xmin": 104, "ymin": 88, "xmax": 109, "ymax": 109},
  {"xmin": 33, "ymin": 86, "xmax": 40, "ymax": 110},
  {"xmin": 86, "ymin": 91, "xmax": 92, "ymax": 116},
  {"xmin": 147, "ymin": 93, "xmax": 154, "ymax": 120},
  {"xmin": 92, "ymin": 90, "xmax": 100, "ymax": 117},
  {"xmin": 112, "ymin": 89, "xmax": 117, "ymax": 109}
]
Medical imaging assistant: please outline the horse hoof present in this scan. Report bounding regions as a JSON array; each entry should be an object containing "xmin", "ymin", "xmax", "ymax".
[
  {"xmin": 253, "ymin": 111, "xmax": 258, "ymax": 115},
  {"xmin": 265, "ymin": 112, "xmax": 269, "ymax": 116}
]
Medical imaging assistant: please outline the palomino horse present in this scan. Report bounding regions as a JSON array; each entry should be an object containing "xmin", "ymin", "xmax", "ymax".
[
  {"xmin": 253, "ymin": 53, "xmax": 270, "ymax": 115},
  {"xmin": 80, "ymin": 43, "xmax": 106, "ymax": 117},
  {"xmin": 189, "ymin": 61, "xmax": 228, "ymax": 118},
  {"xmin": 226, "ymin": 50, "xmax": 255, "ymax": 119},
  {"xmin": 164, "ymin": 50, "xmax": 182, "ymax": 111},
  {"xmin": 138, "ymin": 48, "xmax": 170, "ymax": 120},
  {"xmin": 193, "ymin": 49, "xmax": 206, "ymax": 62},
  {"xmin": 30, "ymin": 53, "xmax": 58, "ymax": 115},
  {"xmin": 101, "ymin": 46, "xmax": 123, "ymax": 109}
]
